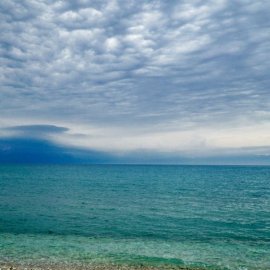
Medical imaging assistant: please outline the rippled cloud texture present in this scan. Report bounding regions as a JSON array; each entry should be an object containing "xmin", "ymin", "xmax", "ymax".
[{"xmin": 1, "ymin": 0, "xmax": 270, "ymax": 163}]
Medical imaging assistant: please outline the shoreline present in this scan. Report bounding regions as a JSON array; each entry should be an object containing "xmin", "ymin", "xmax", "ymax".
[{"xmin": 0, "ymin": 261, "xmax": 211, "ymax": 270}]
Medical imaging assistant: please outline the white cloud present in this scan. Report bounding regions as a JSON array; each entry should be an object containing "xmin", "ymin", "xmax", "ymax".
[{"xmin": 105, "ymin": 37, "xmax": 120, "ymax": 52}]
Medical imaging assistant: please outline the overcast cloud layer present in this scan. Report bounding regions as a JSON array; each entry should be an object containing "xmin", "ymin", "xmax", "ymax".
[{"xmin": 1, "ymin": 0, "xmax": 270, "ymax": 163}]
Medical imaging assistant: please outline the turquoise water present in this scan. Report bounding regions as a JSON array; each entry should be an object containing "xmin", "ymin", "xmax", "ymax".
[{"xmin": 0, "ymin": 165, "xmax": 269, "ymax": 269}]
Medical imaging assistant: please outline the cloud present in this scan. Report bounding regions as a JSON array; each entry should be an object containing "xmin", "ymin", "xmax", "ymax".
[
  {"xmin": 0, "ymin": 0, "xmax": 270, "ymax": 163},
  {"xmin": 3, "ymin": 124, "xmax": 69, "ymax": 138},
  {"xmin": 0, "ymin": 137, "xmax": 114, "ymax": 164}
]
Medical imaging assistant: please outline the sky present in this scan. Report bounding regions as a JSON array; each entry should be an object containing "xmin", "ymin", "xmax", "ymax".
[{"xmin": 1, "ymin": 0, "xmax": 270, "ymax": 164}]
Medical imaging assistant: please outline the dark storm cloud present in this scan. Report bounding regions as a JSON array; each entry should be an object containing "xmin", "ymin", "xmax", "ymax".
[
  {"xmin": 0, "ymin": 137, "xmax": 114, "ymax": 164},
  {"xmin": 5, "ymin": 124, "xmax": 68, "ymax": 133},
  {"xmin": 0, "ymin": 124, "xmax": 69, "ymax": 141}
]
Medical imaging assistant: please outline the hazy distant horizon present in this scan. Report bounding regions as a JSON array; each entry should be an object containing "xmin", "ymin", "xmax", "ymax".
[{"xmin": 0, "ymin": 136, "xmax": 270, "ymax": 166}]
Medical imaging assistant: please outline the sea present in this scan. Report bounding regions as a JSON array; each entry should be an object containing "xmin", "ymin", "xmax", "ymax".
[{"xmin": 0, "ymin": 165, "xmax": 269, "ymax": 269}]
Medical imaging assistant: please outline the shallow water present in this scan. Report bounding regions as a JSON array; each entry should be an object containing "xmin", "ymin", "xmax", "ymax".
[{"xmin": 0, "ymin": 165, "xmax": 269, "ymax": 269}]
